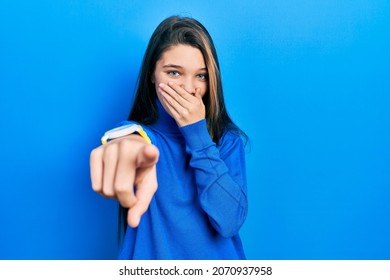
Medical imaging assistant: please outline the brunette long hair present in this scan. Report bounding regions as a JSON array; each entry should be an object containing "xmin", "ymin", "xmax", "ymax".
[{"xmin": 128, "ymin": 15, "xmax": 246, "ymax": 143}]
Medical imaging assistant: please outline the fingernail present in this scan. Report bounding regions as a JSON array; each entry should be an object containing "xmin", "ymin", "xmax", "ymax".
[
  {"xmin": 159, "ymin": 83, "xmax": 164, "ymax": 88},
  {"xmin": 168, "ymin": 81, "xmax": 173, "ymax": 86}
]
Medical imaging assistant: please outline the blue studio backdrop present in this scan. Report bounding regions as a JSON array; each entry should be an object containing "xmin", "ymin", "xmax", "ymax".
[{"xmin": 0, "ymin": 0, "xmax": 389, "ymax": 259}]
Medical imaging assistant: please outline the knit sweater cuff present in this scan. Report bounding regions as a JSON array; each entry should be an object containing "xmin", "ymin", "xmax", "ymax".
[{"xmin": 179, "ymin": 119, "xmax": 214, "ymax": 150}]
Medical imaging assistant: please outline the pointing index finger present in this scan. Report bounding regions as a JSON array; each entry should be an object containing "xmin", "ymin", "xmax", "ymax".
[{"xmin": 127, "ymin": 165, "xmax": 158, "ymax": 228}]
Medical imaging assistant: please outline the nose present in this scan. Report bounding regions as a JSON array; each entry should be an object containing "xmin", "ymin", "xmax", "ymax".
[{"xmin": 181, "ymin": 77, "xmax": 195, "ymax": 95}]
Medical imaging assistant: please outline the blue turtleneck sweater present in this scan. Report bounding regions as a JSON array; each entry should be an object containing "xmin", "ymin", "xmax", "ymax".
[{"xmin": 116, "ymin": 100, "xmax": 248, "ymax": 259}]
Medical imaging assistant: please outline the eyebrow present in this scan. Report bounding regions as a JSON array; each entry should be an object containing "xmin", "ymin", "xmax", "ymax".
[
  {"xmin": 162, "ymin": 64, "xmax": 207, "ymax": 71},
  {"xmin": 162, "ymin": 64, "xmax": 183, "ymax": 69}
]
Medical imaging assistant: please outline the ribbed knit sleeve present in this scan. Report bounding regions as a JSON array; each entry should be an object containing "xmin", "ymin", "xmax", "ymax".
[{"xmin": 180, "ymin": 119, "xmax": 248, "ymax": 238}]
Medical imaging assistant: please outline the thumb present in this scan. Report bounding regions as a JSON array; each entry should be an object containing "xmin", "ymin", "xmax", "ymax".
[
  {"xmin": 194, "ymin": 87, "xmax": 202, "ymax": 99},
  {"xmin": 136, "ymin": 144, "xmax": 159, "ymax": 168},
  {"xmin": 134, "ymin": 144, "xmax": 159, "ymax": 186}
]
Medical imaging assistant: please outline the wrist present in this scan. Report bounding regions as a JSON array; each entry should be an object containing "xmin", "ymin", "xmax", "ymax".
[
  {"xmin": 180, "ymin": 119, "xmax": 214, "ymax": 150},
  {"xmin": 101, "ymin": 124, "xmax": 152, "ymax": 145}
]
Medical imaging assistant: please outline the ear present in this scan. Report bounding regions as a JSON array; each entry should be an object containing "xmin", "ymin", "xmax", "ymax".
[{"xmin": 151, "ymin": 74, "xmax": 155, "ymax": 84}]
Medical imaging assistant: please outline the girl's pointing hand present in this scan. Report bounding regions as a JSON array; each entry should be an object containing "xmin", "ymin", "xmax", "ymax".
[{"xmin": 90, "ymin": 135, "xmax": 159, "ymax": 228}]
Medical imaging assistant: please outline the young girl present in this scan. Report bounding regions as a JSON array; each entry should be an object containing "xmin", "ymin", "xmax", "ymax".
[{"xmin": 90, "ymin": 16, "xmax": 248, "ymax": 259}]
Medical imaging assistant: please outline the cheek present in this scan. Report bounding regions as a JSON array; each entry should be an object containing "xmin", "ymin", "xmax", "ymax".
[
  {"xmin": 153, "ymin": 71, "xmax": 163, "ymax": 84},
  {"xmin": 153, "ymin": 72, "xmax": 164, "ymax": 96},
  {"xmin": 199, "ymin": 83, "xmax": 208, "ymax": 97},
  {"xmin": 154, "ymin": 72, "xmax": 176, "ymax": 85}
]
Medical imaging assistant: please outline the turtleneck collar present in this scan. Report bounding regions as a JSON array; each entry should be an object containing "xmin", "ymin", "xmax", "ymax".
[{"xmin": 150, "ymin": 98, "xmax": 182, "ymax": 136}]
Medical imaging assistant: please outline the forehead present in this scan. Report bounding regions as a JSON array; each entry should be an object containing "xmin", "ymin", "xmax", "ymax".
[{"xmin": 158, "ymin": 44, "xmax": 206, "ymax": 70}]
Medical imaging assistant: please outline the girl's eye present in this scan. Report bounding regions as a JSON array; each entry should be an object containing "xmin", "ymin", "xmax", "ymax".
[
  {"xmin": 197, "ymin": 73, "xmax": 208, "ymax": 80},
  {"xmin": 167, "ymin": 71, "xmax": 180, "ymax": 76}
]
